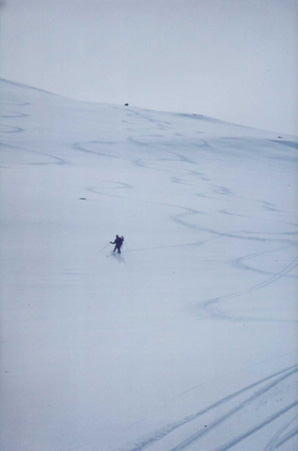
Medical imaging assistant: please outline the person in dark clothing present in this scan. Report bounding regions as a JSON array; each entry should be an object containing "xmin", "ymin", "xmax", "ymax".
[{"xmin": 110, "ymin": 235, "xmax": 124, "ymax": 253}]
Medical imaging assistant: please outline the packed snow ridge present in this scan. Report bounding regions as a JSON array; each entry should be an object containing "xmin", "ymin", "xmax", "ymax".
[{"xmin": 1, "ymin": 78, "xmax": 298, "ymax": 451}]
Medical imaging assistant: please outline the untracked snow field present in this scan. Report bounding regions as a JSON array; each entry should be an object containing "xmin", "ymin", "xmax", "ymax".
[{"xmin": 0, "ymin": 79, "xmax": 298, "ymax": 451}]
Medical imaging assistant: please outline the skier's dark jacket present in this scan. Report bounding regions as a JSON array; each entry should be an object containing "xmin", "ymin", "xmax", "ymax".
[{"xmin": 111, "ymin": 236, "xmax": 124, "ymax": 248}]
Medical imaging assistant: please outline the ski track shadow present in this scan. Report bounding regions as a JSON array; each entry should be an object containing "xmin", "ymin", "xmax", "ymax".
[{"xmin": 108, "ymin": 252, "xmax": 126, "ymax": 264}]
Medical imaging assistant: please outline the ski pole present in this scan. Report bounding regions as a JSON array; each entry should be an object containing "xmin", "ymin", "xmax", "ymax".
[{"xmin": 98, "ymin": 243, "xmax": 110, "ymax": 253}]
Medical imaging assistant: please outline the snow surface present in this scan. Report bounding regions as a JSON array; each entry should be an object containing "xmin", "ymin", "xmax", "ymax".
[{"xmin": 0, "ymin": 78, "xmax": 298, "ymax": 451}]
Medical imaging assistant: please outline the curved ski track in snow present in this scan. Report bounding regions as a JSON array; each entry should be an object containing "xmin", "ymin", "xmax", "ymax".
[
  {"xmin": 200, "ymin": 256, "xmax": 298, "ymax": 323},
  {"xmin": 0, "ymin": 141, "xmax": 69, "ymax": 166},
  {"xmin": 0, "ymin": 102, "xmax": 71, "ymax": 166}
]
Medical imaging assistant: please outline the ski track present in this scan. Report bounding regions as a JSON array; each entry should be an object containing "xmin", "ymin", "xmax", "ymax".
[
  {"xmin": 0, "ymin": 124, "xmax": 24, "ymax": 133},
  {"xmin": 213, "ymin": 402, "xmax": 298, "ymax": 451},
  {"xmin": 72, "ymin": 142, "xmax": 132, "ymax": 161},
  {"xmin": 0, "ymin": 103, "xmax": 70, "ymax": 166},
  {"xmin": 275, "ymin": 426, "xmax": 298, "ymax": 448},
  {"xmin": 231, "ymin": 246, "xmax": 297, "ymax": 280},
  {"xmin": 0, "ymin": 111, "xmax": 29, "ymax": 119},
  {"xmin": 200, "ymin": 256, "xmax": 298, "ymax": 323},
  {"xmin": 264, "ymin": 414, "xmax": 298, "ymax": 450},
  {"xmin": 0, "ymin": 141, "xmax": 70, "ymax": 166},
  {"xmin": 126, "ymin": 366, "xmax": 298, "ymax": 451},
  {"xmin": 172, "ymin": 210, "xmax": 297, "ymax": 246},
  {"xmin": 0, "ymin": 103, "xmax": 28, "ymax": 134},
  {"xmin": 0, "ymin": 101, "xmax": 30, "ymax": 106}
]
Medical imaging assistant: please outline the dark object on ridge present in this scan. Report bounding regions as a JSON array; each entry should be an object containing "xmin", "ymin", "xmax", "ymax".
[
  {"xmin": 125, "ymin": 103, "xmax": 129, "ymax": 106},
  {"xmin": 110, "ymin": 235, "xmax": 124, "ymax": 253}
]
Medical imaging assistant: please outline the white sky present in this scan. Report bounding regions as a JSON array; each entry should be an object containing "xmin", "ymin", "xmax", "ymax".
[{"xmin": 0, "ymin": 0, "xmax": 297, "ymax": 134}]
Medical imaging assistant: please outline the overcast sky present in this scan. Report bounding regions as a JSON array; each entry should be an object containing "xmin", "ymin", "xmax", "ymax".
[{"xmin": 0, "ymin": 0, "xmax": 297, "ymax": 134}]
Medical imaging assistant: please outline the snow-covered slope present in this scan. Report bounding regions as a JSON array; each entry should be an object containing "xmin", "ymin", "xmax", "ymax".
[{"xmin": 1, "ymin": 79, "xmax": 298, "ymax": 451}]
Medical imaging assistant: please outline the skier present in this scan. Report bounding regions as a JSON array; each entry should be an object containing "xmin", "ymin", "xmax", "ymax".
[{"xmin": 110, "ymin": 235, "xmax": 124, "ymax": 254}]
